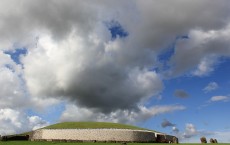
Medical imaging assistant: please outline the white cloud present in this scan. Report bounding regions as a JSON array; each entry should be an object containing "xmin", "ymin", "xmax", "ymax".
[
  {"xmin": 170, "ymin": 123, "xmax": 201, "ymax": 143},
  {"xmin": 60, "ymin": 104, "xmax": 185, "ymax": 124},
  {"xmin": 0, "ymin": 67, "xmax": 26, "ymax": 109},
  {"xmin": 210, "ymin": 96, "xmax": 229, "ymax": 102},
  {"xmin": 203, "ymin": 82, "xmax": 219, "ymax": 93},
  {"xmin": 0, "ymin": 50, "xmax": 61, "ymax": 112},
  {"xmin": 0, "ymin": 50, "xmax": 57, "ymax": 135},
  {"xmin": 0, "ymin": 51, "xmax": 29, "ymax": 110},
  {"xmin": 192, "ymin": 56, "xmax": 217, "ymax": 76},
  {"xmin": 136, "ymin": 105, "xmax": 185, "ymax": 122},
  {"xmin": 172, "ymin": 123, "xmax": 230, "ymax": 143},
  {"xmin": 29, "ymin": 97, "xmax": 61, "ymax": 112},
  {"xmin": 28, "ymin": 116, "xmax": 49, "ymax": 130},
  {"xmin": 174, "ymin": 123, "xmax": 208, "ymax": 143},
  {"xmin": 183, "ymin": 123, "xmax": 198, "ymax": 138},
  {"xmin": 0, "ymin": 108, "xmax": 49, "ymax": 135},
  {"xmin": 170, "ymin": 23, "xmax": 230, "ymax": 77}
]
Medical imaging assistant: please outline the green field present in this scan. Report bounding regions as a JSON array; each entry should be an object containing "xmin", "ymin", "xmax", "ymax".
[{"xmin": 0, "ymin": 141, "xmax": 229, "ymax": 145}]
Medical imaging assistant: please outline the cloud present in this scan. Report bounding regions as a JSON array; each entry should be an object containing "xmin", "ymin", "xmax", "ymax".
[
  {"xmin": 198, "ymin": 95, "xmax": 229, "ymax": 109},
  {"xmin": 0, "ymin": 52, "xmax": 61, "ymax": 112},
  {"xmin": 0, "ymin": 50, "xmax": 60, "ymax": 134},
  {"xmin": 60, "ymin": 104, "xmax": 185, "ymax": 124},
  {"xmin": 161, "ymin": 119, "xmax": 175, "ymax": 128},
  {"xmin": 215, "ymin": 131, "xmax": 230, "ymax": 143},
  {"xmin": 183, "ymin": 123, "xmax": 198, "ymax": 138},
  {"xmin": 172, "ymin": 123, "xmax": 201, "ymax": 140},
  {"xmin": 173, "ymin": 123, "xmax": 217, "ymax": 143},
  {"xmin": 169, "ymin": 23, "xmax": 230, "ymax": 77},
  {"xmin": 0, "ymin": 0, "xmax": 230, "ymax": 128},
  {"xmin": 181, "ymin": 129, "xmax": 230, "ymax": 143},
  {"xmin": 172, "ymin": 126, "xmax": 179, "ymax": 134},
  {"xmin": 203, "ymin": 82, "xmax": 219, "ymax": 93},
  {"xmin": 0, "ymin": 65, "xmax": 26, "ymax": 109},
  {"xmin": 192, "ymin": 56, "xmax": 217, "ymax": 76},
  {"xmin": 0, "ymin": 108, "xmax": 49, "ymax": 135},
  {"xmin": 136, "ymin": 105, "xmax": 185, "ymax": 122},
  {"xmin": 210, "ymin": 96, "xmax": 229, "ymax": 102},
  {"xmin": 174, "ymin": 89, "xmax": 189, "ymax": 98},
  {"xmin": 184, "ymin": 130, "xmax": 230, "ymax": 143},
  {"xmin": 28, "ymin": 116, "xmax": 50, "ymax": 130},
  {"xmin": 22, "ymin": 34, "xmax": 163, "ymax": 113}
]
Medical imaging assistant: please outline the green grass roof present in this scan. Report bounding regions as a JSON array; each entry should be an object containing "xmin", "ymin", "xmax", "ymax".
[{"xmin": 43, "ymin": 122, "xmax": 148, "ymax": 130}]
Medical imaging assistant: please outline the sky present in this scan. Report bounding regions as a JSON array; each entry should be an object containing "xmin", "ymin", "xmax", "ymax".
[{"xmin": 0, "ymin": 0, "xmax": 230, "ymax": 143}]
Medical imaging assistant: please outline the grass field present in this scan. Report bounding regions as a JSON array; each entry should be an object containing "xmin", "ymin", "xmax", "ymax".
[{"xmin": 0, "ymin": 141, "xmax": 229, "ymax": 145}]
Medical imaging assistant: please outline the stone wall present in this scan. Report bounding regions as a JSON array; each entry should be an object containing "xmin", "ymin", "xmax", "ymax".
[
  {"xmin": 30, "ymin": 129, "xmax": 43, "ymax": 141},
  {"xmin": 31, "ymin": 129, "xmax": 156, "ymax": 142},
  {"xmin": 155, "ymin": 133, "xmax": 178, "ymax": 143}
]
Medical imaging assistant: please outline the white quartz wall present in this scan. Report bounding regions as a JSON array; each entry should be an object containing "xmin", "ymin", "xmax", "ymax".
[{"xmin": 31, "ymin": 129, "xmax": 156, "ymax": 142}]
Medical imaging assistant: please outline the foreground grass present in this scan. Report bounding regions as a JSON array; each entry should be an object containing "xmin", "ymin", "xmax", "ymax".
[{"xmin": 0, "ymin": 142, "xmax": 229, "ymax": 145}]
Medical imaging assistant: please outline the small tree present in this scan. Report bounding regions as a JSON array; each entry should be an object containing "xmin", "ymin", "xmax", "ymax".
[
  {"xmin": 214, "ymin": 139, "xmax": 218, "ymax": 143},
  {"xmin": 200, "ymin": 136, "xmax": 207, "ymax": 143}
]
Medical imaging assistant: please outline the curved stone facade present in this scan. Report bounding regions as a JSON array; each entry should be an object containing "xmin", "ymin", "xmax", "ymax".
[{"xmin": 31, "ymin": 129, "xmax": 156, "ymax": 142}]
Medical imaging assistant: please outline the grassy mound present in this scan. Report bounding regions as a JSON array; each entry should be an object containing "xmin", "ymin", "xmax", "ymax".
[
  {"xmin": 43, "ymin": 122, "xmax": 148, "ymax": 130},
  {"xmin": 18, "ymin": 122, "xmax": 157, "ymax": 136}
]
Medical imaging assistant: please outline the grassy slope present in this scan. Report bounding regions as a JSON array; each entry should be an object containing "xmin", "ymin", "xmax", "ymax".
[{"xmin": 44, "ymin": 122, "xmax": 148, "ymax": 130}]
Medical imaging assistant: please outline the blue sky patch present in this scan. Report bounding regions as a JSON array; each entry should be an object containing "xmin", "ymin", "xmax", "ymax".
[
  {"xmin": 4, "ymin": 48, "xmax": 27, "ymax": 64},
  {"xmin": 105, "ymin": 20, "xmax": 128, "ymax": 40}
]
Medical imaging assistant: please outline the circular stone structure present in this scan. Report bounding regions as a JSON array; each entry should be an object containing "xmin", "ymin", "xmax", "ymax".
[{"xmin": 31, "ymin": 129, "xmax": 156, "ymax": 142}]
